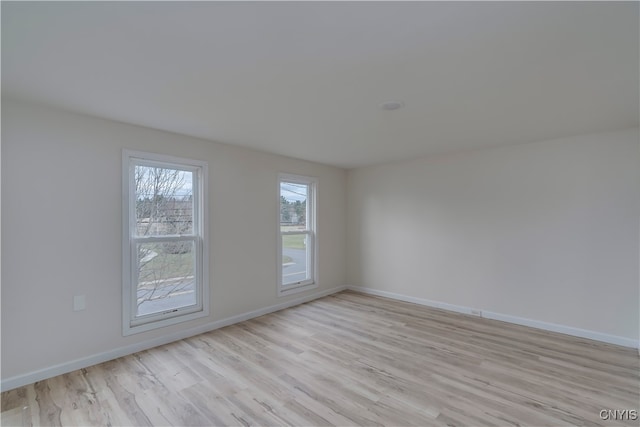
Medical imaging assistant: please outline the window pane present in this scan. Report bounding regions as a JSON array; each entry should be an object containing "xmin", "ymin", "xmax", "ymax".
[
  {"xmin": 136, "ymin": 241, "xmax": 196, "ymax": 316},
  {"xmin": 280, "ymin": 181, "xmax": 307, "ymax": 231},
  {"xmin": 135, "ymin": 165, "xmax": 194, "ymax": 236},
  {"xmin": 282, "ymin": 233, "xmax": 309, "ymax": 285}
]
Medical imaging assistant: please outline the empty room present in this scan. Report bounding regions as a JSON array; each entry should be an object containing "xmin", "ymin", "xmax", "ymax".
[{"xmin": 1, "ymin": 1, "xmax": 639, "ymax": 426}]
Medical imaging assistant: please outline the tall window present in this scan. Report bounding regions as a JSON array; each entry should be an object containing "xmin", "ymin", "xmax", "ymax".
[
  {"xmin": 123, "ymin": 150, "xmax": 208, "ymax": 335},
  {"xmin": 278, "ymin": 173, "xmax": 317, "ymax": 296}
]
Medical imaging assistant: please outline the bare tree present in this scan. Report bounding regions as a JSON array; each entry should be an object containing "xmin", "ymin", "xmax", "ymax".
[{"xmin": 135, "ymin": 166, "xmax": 195, "ymax": 312}]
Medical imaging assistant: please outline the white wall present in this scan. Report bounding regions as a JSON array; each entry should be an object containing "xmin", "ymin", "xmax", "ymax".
[
  {"xmin": 348, "ymin": 129, "xmax": 639, "ymax": 343},
  {"xmin": 1, "ymin": 99, "xmax": 347, "ymax": 382}
]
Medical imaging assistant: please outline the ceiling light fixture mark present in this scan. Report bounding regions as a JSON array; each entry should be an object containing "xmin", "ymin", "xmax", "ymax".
[{"xmin": 379, "ymin": 101, "xmax": 405, "ymax": 111}]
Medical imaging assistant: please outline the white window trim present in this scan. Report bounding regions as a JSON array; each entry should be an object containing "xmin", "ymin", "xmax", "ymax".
[
  {"xmin": 122, "ymin": 150, "xmax": 209, "ymax": 336},
  {"xmin": 277, "ymin": 173, "xmax": 318, "ymax": 297}
]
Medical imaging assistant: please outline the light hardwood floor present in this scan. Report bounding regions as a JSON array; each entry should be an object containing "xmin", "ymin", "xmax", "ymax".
[{"xmin": 2, "ymin": 291, "xmax": 639, "ymax": 426}]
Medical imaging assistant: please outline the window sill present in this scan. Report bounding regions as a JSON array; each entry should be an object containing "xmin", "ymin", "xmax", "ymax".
[
  {"xmin": 278, "ymin": 281, "xmax": 318, "ymax": 297},
  {"xmin": 123, "ymin": 307, "xmax": 209, "ymax": 336}
]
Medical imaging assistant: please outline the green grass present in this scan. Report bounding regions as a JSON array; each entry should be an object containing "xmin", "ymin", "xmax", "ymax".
[
  {"xmin": 282, "ymin": 234, "xmax": 307, "ymax": 250},
  {"xmin": 138, "ymin": 244, "xmax": 194, "ymax": 284}
]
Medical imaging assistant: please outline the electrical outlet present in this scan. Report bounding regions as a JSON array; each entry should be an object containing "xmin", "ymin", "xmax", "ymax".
[{"xmin": 73, "ymin": 295, "xmax": 86, "ymax": 311}]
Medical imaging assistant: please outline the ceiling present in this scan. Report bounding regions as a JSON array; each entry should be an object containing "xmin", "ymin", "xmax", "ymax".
[{"xmin": 2, "ymin": 2, "xmax": 638, "ymax": 169}]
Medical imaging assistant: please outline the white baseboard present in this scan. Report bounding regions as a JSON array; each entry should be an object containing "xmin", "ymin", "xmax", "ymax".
[
  {"xmin": 1, "ymin": 285, "xmax": 347, "ymax": 392},
  {"xmin": 347, "ymin": 286, "xmax": 639, "ymax": 349}
]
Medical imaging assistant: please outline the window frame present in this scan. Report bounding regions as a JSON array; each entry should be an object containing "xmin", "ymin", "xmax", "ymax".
[
  {"xmin": 122, "ymin": 150, "xmax": 209, "ymax": 336},
  {"xmin": 277, "ymin": 173, "xmax": 318, "ymax": 297}
]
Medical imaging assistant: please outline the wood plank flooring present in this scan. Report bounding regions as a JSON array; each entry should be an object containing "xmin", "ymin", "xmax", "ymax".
[{"xmin": 2, "ymin": 291, "xmax": 639, "ymax": 426}]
